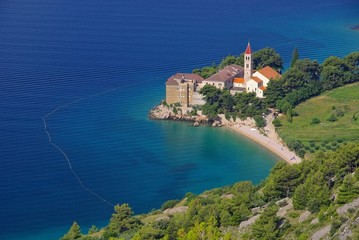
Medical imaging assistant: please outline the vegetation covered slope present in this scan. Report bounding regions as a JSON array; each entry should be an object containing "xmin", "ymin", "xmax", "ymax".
[{"xmin": 276, "ymin": 82, "xmax": 359, "ymax": 157}]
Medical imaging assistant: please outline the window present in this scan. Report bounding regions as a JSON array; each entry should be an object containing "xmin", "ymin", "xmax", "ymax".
[{"xmin": 246, "ymin": 64, "xmax": 249, "ymax": 68}]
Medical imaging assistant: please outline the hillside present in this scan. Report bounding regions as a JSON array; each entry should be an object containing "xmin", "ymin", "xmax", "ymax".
[{"xmin": 276, "ymin": 82, "xmax": 359, "ymax": 157}]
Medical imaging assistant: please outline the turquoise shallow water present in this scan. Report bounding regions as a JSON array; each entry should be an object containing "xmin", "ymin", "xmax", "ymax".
[{"xmin": 0, "ymin": 0, "xmax": 358, "ymax": 239}]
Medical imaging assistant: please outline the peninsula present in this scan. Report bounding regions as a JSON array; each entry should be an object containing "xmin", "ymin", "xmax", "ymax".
[{"xmin": 150, "ymin": 42, "xmax": 300, "ymax": 164}]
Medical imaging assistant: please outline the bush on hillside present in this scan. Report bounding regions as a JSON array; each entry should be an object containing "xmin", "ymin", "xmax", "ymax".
[{"xmin": 310, "ymin": 117, "xmax": 321, "ymax": 124}]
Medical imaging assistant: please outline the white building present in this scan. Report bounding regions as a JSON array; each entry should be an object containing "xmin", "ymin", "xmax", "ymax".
[{"xmin": 240, "ymin": 43, "xmax": 282, "ymax": 98}]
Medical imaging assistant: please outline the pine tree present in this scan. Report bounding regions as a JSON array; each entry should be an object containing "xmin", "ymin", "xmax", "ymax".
[
  {"xmin": 60, "ymin": 221, "xmax": 82, "ymax": 240},
  {"xmin": 251, "ymin": 205, "xmax": 281, "ymax": 240},
  {"xmin": 103, "ymin": 203, "xmax": 143, "ymax": 238}
]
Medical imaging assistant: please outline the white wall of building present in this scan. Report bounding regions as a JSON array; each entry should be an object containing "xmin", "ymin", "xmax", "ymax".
[{"xmin": 252, "ymin": 72, "xmax": 270, "ymax": 86}]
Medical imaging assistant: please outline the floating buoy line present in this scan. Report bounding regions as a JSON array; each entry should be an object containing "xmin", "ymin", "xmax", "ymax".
[{"xmin": 43, "ymin": 88, "xmax": 119, "ymax": 207}]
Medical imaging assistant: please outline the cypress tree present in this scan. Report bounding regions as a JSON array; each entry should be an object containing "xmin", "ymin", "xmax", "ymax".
[{"xmin": 290, "ymin": 47, "xmax": 299, "ymax": 68}]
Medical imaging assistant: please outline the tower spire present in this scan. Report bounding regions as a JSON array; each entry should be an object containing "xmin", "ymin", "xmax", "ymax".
[
  {"xmin": 245, "ymin": 41, "xmax": 252, "ymax": 54},
  {"xmin": 244, "ymin": 42, "xmax": 253, "ymax": 84}
]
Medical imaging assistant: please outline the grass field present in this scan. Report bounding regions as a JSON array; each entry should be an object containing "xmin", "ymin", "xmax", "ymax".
[{"xmin": 277, "ymin": 82, "xmax": 359, "ymax": 155}]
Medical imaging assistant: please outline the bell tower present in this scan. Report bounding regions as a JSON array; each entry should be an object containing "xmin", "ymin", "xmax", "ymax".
[{"xmin": 244, "ymin": 42, "xmax": 253, "ymax": 84}]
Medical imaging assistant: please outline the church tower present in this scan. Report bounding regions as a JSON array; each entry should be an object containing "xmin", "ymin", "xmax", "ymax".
[{"xmin": 244, "ymin": 42, "xmax": 253, "ymax": 84}]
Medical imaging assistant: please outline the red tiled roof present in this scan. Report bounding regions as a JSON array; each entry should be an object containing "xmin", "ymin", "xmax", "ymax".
[
  {"xmin": 233, "ymin": 78, "xmax": 244, "ymax": 84},
  {"xmin": 259, "ymin": 86, "xmax": 266, "ymax": 91},
  {"xmin": 245, "ymin": 42, "xmax": 252, "ymax": 54},
  {"xmin": 258, "ymin": 66, "xmax": 281, "ymax": 80}
]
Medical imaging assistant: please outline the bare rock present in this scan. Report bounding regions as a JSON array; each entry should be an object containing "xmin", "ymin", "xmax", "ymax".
[
  {"xmin": 193, "ymin": 122, "xmax": 200, "ymax": 127},
  {"xmin": 221, "ymin": 194, "xmax": 234, "ymax": 199},
  {"xmin": 239, "ymin": 214, "xmax": 260, "ymax": 229},
  {"xmin": 156, "ymin": 215, "xmax": 170, "ymax": 221},
  {"xmin": 337, "ymin": 197, "xmax": 359, "ymax": 215},
  {"xmin": 163, "ymin": 206, "xmax": 188, "ymax": 215},
  {"xmin": 311, "ymin": 225, "xmax": 331, "ymax": 240},
  {"xmin": 311, "ymin": 218, "xmax": 319, "ymax": 225},
  {"xmin": 212, "ymin": 120, "xmax": 222, "ymax": 127},
  {"xmin": 277, "ymin": 198, "xmax": 293, "ymax": 218},
  {"xmin": 251, "ymin": 207, "xmax": 261, "ymax": 214},
  {"xmin": 299, "ymin": 210, "xmax": 312, "ymax": 223}
]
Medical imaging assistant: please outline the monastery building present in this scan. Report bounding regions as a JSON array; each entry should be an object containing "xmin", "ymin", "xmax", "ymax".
[{"xmin": 165, "ymin": 43, "xmax": 281, "ymax": 107}]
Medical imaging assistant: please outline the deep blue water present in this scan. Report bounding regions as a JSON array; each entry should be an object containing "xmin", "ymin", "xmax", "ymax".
[{"xmin": 0, "ymin": 0, "xmax": 358, "ymax": 239}]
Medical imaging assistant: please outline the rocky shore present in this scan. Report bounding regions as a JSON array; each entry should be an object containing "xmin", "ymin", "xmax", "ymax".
[{"xmin": 149, "ymin": 104, "xmax": 210, "ymax": 126}]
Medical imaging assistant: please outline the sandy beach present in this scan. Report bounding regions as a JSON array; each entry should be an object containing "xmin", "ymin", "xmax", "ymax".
[{"xmin": 218, "ymin": 113, "xmax": 301, "ymax": 164}]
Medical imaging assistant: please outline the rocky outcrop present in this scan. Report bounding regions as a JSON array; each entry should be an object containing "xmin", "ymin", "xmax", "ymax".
[
  {"xmin": 298, "ymin": 210, "xmax": 311, "ymax": 223},
  {"xmin": 276, "ymin": 198, "xmax": 293, "ymax": 218},
  {"xmin": 239, "ymin": 214, "xmax": 260, "ymax": 229},
  {"xmin": 149, "ymin": 104, "xmax": 209, "ymax": 124},
  {"xmin": 311, "ymin": 225, "xmax": 331, "ymax": 240},
  {"xmin": 337, "ymin": 197, "xmax": 359, "ymax": 215},
  {"xmin": 163, "ymin": 206, "xmax": 188, "ymax": 215}
]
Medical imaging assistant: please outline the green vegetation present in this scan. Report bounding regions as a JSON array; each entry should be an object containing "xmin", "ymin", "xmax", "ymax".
[
  {"xmin": 290, "ymin": 47, "xmax": 299, "ymax": 68},
  {"xmin": 60, "ymin": 222, "xmax": 82, "ymax": 240},
  {"xmin": 199, "ymin": 84, "xmax": 268, "ymax": 124},
  {"xmin": 276, "ymin": 82, "xmax": 359, "ymax": 157},
  {"xmin": 103, "ymin": 203, "xmax": 143, "ymax": 239}
]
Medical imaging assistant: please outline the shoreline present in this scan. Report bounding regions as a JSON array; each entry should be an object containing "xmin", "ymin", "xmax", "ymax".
[
  {"xmin": 226, "ymin": 124, "xmax": 300, "ymax": 165},
  {"xmin": 150, "ymin": 105, "xmax": 301, "ymax": 164},
  {"xmin": 218, "ymin": 113, "xmax": 301, "ymax": 165}
]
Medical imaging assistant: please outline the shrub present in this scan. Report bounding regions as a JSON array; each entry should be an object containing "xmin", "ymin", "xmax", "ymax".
[
  {"xmin": 315, "ymin": 146, "xmax": 320, "ymax": 150},
  {"xmin": 278, "ymin": 200, "xmax": 288, "ymax": 207},
  {"xmin": 292, "ymin": 110, "xmax": 299, "ymax": 116},
  {"xmin": 331, "ymin": 142, "xmax": 337, "ymax": 146},
  {"xmin": 310, "ymin": 118, "xmax": 321, "ymax": 124},
  {"xmin": 298, "ymin": 149, "xmax": 306, "ymax": 158},
  {"xmin": 289, "ymin": 212, "xmax": 299, "ymax": 218},
  {"xmin": 189, "ymin": 108, "xmax": 197, "ymax": 116},
  {"xmin": 254, "ymin": 115, "xmax": 266, "ymax": 128},
  {"xmin": 330, "ymin": 219, "xmax": 342, "ymax": 236},
  {"xmin": 304, "ymin": 146, "xmax": 310, "ymax": 150},
  {"xmin": 309, "ymin": 141, "xmax": 316, "ymax": 147},
  {"xmin": 272, "ymin": 118, "xmax": 282, "ymax": 127},
  {"xmin": 225, "ymin": 112, "xmax": 231, "ymax": 121},
  {"xmin": 334, "ymin": 108, "xmax": 344, "ymax": 117},
  {"xmin": 173, "ymin": 107, "xmax": 178, "ymax": 114},
  {"xmin": 327, "ymin": 114, "xmax": 337, "ymax": 122},
  {"xmin": 288, "ymin": 140, "xmax": 303, "ymax": 152}
]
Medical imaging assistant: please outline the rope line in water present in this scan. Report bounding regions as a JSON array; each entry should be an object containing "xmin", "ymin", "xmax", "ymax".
[{"xmin": 43, "ymin": 88, "xmax": 119, "ymax": 207}]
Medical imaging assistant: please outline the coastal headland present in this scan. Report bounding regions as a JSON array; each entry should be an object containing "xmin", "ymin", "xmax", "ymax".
[{"xmin": 149, "ymin": 104, "xmax": 301, "ymax": 164}]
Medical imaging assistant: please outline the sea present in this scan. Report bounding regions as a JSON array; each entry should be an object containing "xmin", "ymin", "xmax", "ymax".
[{"xmin": 0, "ymin": 0, "xmax": 358, "ymax": 239}]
